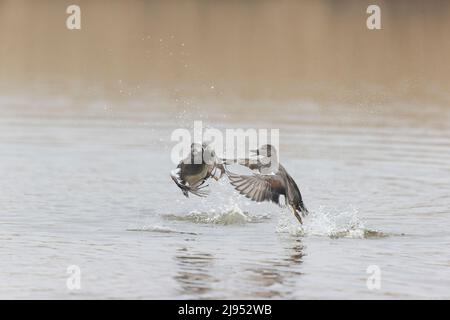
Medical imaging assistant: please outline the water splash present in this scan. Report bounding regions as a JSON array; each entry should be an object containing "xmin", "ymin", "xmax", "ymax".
[
  {"xmin": 164, "ymin": 202, "xmax": 271, "ymax": 225},
  {"xmin": 275, "ymin": 205, "xmax": 387, "ymax": 238},
  {"xmin": 276, "ymin": 210, "xmax": 305, "ymax": 236}
]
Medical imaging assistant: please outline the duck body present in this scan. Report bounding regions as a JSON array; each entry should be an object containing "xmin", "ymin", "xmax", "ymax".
[
  {"xmin": 225, "ymin": 145, "xmax": 308, "ymax": 224},
  {"xmin": 171, "ymin": 143, "xmax": 225, "ymax": 197}
]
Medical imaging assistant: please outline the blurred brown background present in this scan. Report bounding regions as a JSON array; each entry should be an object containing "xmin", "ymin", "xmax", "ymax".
[{"xmin": 0, "ymin": 0, "xmax": 449, "ymax": 105}]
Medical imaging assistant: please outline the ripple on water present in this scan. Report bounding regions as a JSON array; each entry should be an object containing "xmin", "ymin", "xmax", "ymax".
[{"xmin": 126, "ymin": 225, "xmax": 198, "ymax": 235}]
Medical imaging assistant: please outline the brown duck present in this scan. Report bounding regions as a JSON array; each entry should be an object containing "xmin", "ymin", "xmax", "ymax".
[{"xmin": 225, "ymin": 144, "xmax": 308, "ymax": 224}]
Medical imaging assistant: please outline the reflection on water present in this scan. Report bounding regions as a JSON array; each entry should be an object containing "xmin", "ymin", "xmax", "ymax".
[
  {"xmin": 244, "ymin": 239, "xmax": 305, "ymax": 299},
  {"xmin": 174, "ymin": 247, "xmax": 218, "ymax": 297},
  {"xmin": 173, "ymin": 237, "xmax": 305, "ymax": 299}
]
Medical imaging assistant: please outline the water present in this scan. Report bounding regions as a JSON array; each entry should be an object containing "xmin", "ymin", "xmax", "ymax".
[{"xmin": 1, "ymin": 97, "xmax": 450, "ymax": 299}]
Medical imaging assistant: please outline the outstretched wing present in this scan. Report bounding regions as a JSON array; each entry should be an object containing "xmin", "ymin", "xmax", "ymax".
[{"xmin": 226, "ymin": 170, "xmax": 284, "ymax": 204}]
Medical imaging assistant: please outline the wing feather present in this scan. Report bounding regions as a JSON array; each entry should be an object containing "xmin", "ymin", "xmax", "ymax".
[{"xmin": 226, "ymin": 171, "xmax": 284, "ymax": 204}]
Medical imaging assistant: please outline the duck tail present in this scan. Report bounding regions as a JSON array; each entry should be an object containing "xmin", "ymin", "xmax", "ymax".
[{"xmin": 170, "ymin": 171, "xmax": 209, "ymax": 198}]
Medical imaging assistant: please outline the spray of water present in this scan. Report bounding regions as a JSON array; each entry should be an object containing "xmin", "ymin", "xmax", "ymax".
[{"xmin": 275, "ymin": 204, "xmax": 386, "ymax": 239}]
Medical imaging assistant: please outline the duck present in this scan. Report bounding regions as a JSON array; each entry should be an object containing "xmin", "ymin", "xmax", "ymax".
[
  {"xmin": 225, "ymin": 144, "xmax": 308, "ymax": 224},
  {"xmin": 171, "ymin": 142, "xmax": 225, "ymax": 197}
]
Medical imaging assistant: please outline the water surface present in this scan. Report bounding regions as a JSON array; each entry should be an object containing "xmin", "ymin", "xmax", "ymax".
[{"xmin": 1, "ymin": 97, "xmax": 449, "ymax": 299}]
